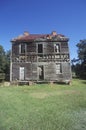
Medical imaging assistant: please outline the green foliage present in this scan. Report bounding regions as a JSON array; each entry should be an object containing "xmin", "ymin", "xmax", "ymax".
[
  {"xmin": 77, "ymin": 39, "xmax": 86, "ymax": 79},
  {"xmin": 72, "ymin": 39, "xmax": 86, "ymax": 79},
  {"xmin": 4, "ymin": 50, "xmax": 10, "ymax": 81},
  {"xmin": 0, "ymin": 45, "xmax": 6, "ymax": 73},
  {"xmin": 0, "ymin": 45, "xmax": 10, "ymax": 81},
  {"xmin": 0, "ymin": 73, "xmax": 5, "ymax": 81},
  {"xmin": 76, "ymin": 40, "xmax": 86, "ymax": 62},
  {"xmin": 0, "ymin": 79, "xmax": 86, "ymax": 130}
]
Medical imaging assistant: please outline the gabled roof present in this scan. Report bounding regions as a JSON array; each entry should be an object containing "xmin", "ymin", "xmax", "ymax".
[{"xmin": 11, "ymin": 31, "xmax": 68, "ymax": 42}]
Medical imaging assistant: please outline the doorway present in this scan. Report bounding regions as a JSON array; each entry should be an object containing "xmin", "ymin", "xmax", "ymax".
[
  {"xmin": 19, "ymin": 67, "xmax": 25, "ymax": 80},
  {"xmin": 38, "ymin": 66, "xmax": 44, "ymax": 80}
]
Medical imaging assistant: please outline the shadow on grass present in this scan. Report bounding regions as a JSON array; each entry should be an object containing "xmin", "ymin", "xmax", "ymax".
[
  {"xmin": 81, "ymin": 80, "xmax": 86, "ymax": 84},
  {"xmin": 72, "ymin": 77, "xmax": 86, "ymax": 84}
]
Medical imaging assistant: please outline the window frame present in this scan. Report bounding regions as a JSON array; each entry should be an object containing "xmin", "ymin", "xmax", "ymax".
[
  {"xmin": 38, "ymin": 44, "xmax": 43, "ymax": 54},
  {"xmin": 19, "ymin": 43, "xmax": 27, "ymax": 54},
  {"xmin": 56, "ymin": 63, "xmax": 62, "ymax": 74},
  {"xmin": 54, "ymin": 43, "xmax": 60, "ymax": 53}
]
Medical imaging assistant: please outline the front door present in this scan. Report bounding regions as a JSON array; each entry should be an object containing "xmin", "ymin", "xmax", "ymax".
[
  {"xmin": 38, "ymin": 66, "xmax": 44, "ymax": 80},
  {"xmin": 19, "ymin": 67, "xmax": 25, "ymax": 80}
]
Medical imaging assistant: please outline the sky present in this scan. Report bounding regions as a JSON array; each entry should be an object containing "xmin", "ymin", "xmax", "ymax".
[{"xmin": 0, "ymin": 0, "xmax": 86, "ymax": 60}]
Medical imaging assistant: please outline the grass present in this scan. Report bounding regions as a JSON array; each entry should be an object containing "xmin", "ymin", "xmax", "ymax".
[{"xmin": 0, "ymin": 79, "xmax": 86, "ymax": 130}]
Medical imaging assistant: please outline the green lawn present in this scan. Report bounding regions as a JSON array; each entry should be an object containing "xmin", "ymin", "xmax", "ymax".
[{"xmin": 0, "ymin": 79, "xmax": 86, "ymax": 130}]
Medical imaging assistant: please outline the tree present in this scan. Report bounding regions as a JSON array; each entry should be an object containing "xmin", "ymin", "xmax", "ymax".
[
  {"xmin": 76, "ymin": 40, "xmax": 86, "ymax": 63},
  {"xmin": 0, "ymin": 45, "xmax": 6, "ymax": 81},
  {"xmin": 4, "ymin": 50, "xmax": 10, "ymax": 81},
  {"xmin": 0, "ymin": 45, "xmax": 6, "ymax": 73},
  {"xmin": 71, "ymin": 58, "xmax": 79, "ymax": 78},
  {"xmin": 76, "ymin": 39, "xmax": 86, "ymax": 79},
  {"xmin": 0, "ymin": 45, "xmax": 10, "ymax": 81}
]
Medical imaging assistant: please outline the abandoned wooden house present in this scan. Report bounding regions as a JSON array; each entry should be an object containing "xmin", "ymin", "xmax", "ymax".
[{"xmin": 10, "ymin": 31, "xmax": 72, "ymax": 84}]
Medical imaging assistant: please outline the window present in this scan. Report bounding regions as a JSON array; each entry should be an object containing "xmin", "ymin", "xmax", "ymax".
[
  {"xmin": 19, "ymin": 44, "xmax": 26, "ymax": 54},
  {"xmin": 56, "ymin": 63, "xmax": 62, "ymax": 74},
  {"xmin": 54, "ymin": 44, "xmax": 60, "ymax": 53},
  {"xmin": 38, "ymin": 44, "xmax": 43, "ymax": 53}
]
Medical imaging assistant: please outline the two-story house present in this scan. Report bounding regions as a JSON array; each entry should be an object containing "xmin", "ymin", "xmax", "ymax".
[{"xmin": 10, "ymin": 31, "xmax": 72, "ymax": 84}]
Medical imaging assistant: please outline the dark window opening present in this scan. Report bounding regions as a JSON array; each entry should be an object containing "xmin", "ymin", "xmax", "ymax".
[
  {"xmin": 38, "ymin": 44, "xmax": 43, "ymax": 53},
  {"xmin": 21, "ymin": 44, "xmax": 25, "ymax": 53},
  {"xmin": 19, "ymin": 44, "xmax": 26, "ymax": 54}
]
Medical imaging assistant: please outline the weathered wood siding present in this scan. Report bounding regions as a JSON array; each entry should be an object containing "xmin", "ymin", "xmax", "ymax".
[
  {"xmin": 62, "ymin": 62, "xmax": 71, "ymax": 80},
  {"xmin": 27, "ymin": 42, "xmax": 36, "ymax": 54},
  {"xmin": 43, "ymin": 42, "xmax": 54, "ymax": 54},
  {"xmin": 44, "ymin": 62, "xmax": 56, "ymax": 80},
  {"xmin": 61, "ymin": 42, "xmax": 69, "ymax": 53},
  {"xmin": 12, "ymin": 43, "xmax": 19, "ymax": 56},
  {"xmin": 11, "ymin": 37, "xmax": 71, "ymax": 83},
  {"xmin": 12, "ymin": 63, "xmax": 19, "ymax": 81},
  {"xmin": 12, "ymin": 63, "xmax": 37, "ymax": 81}
]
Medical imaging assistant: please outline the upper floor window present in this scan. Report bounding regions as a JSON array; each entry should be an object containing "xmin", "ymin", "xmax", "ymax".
[
  {"xmin": 38, "ymin": 44, "xmax": 43, "ymax": 53},
  {"xmin": 19, "ymin": 43, "xmax": 27, "ymax": 54},
  {"xmin": 54, "ymin": 44, "xmax": 60, "ymax": 53}
]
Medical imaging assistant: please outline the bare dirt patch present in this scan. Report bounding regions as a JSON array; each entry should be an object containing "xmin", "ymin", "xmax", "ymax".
[
  {"xmin": 30, "ymin": 92, "xmax": 49, "ymax": 99},
  {"xmin": 30, "ymin": 90, "xmax": 80, "ymax": 99},
  {"xmin": 64, "ymin": 90, "xmax": 80, "ymax": 95}
]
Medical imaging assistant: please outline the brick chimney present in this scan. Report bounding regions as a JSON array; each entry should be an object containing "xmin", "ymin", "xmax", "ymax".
[
  {"xmin": 24, "ymin": 31, "xmax": 30, "ymax": 36},
  {"xmin": 51, "ymin": 31, "xmax": 57, "ymax": 36}
]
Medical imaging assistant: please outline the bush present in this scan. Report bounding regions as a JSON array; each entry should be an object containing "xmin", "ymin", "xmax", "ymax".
[{"xmin": 0, "ymin": 73, "xmax": 5, "ymax": 82}]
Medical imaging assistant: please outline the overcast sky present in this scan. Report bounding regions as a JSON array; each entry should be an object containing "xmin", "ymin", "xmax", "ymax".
[{"xmin": 0, "ymin": 0, "xmax": 86, "ymax": 59}]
